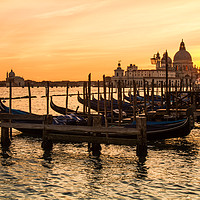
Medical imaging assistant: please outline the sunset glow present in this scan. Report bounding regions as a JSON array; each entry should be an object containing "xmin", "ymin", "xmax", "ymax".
[{"xmin": 1, "ymin": 0, "xmax": 200, "ymax": 81}]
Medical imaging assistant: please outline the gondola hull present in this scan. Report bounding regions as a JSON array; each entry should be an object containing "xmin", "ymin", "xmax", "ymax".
[{"xmin": 50, "ymin": 96, "xmax": 82, "ymax": 115}]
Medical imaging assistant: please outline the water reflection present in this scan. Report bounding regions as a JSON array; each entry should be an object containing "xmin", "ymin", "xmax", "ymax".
[
  {"xmin": 42, "ymin": 149, "xmax": 52, "ymax": 161},
  {"xmin": 150, "ymin": 137, "xmax": 199, "ymax": 157},
  {"xmin": 41, "ymin": 149, "xmax": 54, "ymax": 168},
  {"xmin": 1, "ymin": 146, "xmax": 11, "ymax": 158},
  {"xmin": 136, "ymin": 157, "xmax": 148, "ymax": 179},
  {"xmin": 88, "ymin": 155, "xmax": 103, "ymax": 170},
  {"xmin": 0, "ymin": 146, "xmax": 14, "ymax": 166},
  {"xmin": 90, "ymin": 143, "xmax": 102, "ymax": 158},
  {"xmin": 83, "ymin": 155, "xmax": 103, "ymax": 198}
]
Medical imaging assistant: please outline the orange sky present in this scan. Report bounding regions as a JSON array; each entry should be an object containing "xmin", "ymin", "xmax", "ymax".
[{"xmin": 1, "ymin": 0, "xmax": 200, "ymax": 81}]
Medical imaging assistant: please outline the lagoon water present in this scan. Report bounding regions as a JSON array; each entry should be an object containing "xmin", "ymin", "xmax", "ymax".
[{"xmin": 0, "ymin": 87, "xmax": 200, "ymax": 199}]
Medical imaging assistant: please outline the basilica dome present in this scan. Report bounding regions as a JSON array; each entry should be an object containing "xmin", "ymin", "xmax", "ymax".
[{"xmin": 174, "ymin": 40, "xmax": 192, "ymax": 62}]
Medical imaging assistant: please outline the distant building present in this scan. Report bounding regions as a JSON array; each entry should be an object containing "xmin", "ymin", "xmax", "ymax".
[
  {"xmin": 111, "ymin": 40, "xmax": 199, "ymax": 87},
  {"xmin": 6, "ymin": 69, "xmax": 25, "ymax": 87}
]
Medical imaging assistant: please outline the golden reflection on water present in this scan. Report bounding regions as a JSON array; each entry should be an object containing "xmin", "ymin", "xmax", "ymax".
[{"xmin": 0, "ymin": 134, "xmax": 200, "ymax": 199}]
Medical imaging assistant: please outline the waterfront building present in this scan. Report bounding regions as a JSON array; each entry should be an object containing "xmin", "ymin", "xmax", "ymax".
[
  {"xmin": 6, "ymin": 69, "xmax": 25, "ymax": 87},
  {"xmin": 111, "ymin": 40, "xmax": 199, "ymax": 87}
]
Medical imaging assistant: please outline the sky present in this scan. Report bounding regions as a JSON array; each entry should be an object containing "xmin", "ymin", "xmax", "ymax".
[{"xmin": 1, "ymin": 0, "xmax": 200, "ymax": 81}]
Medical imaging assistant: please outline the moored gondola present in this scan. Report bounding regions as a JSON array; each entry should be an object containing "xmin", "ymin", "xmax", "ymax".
[
  {"xmin": 123, "ymin": 117, "xmax": 191, "ymax": 140},
  {"xmin": 50, "ymin": 96, "xmax": 82, "ymax": 115},
  {"xmin": 77, "ymin": 92, "xmax": 127, "ymax": 117}
]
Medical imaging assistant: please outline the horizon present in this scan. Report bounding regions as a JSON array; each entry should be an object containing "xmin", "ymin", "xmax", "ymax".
[{"xmin": 1, "ymin": 0, "xmax": 200, "ymax": 81}]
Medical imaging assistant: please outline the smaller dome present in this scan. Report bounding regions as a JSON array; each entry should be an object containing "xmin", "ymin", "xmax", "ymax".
[
  {"xmin": 117, "ymin": 61, "xmax": 122, "ymax": 70},
  {"xmin": 9, "ymin": 69, "xmax": 15, "ymax": 77},
  {"xmin": 161, "ymin": 52, "xmax": 172, "ymax": 64}
]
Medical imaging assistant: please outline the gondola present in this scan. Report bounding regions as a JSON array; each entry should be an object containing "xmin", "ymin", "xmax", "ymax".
[
  {"xmin": 0, "ymin": 98, "xmax": 30, "ymax": 115},
  {"xmin": 124, "ymin": 94, "xmax": 144, "ymax": 102},
  {"xmin": 123, "ymin": 117, "xmax": 191, "ymax": 140},
  {"xmin": 78, "ymin": 93, "xmax": 134, "ymax": 116},
  {"xmin": 77, "ymin": 93, "xmax": 127, "ymax": 117},
  {"xmin": 124, "ymin": 94, "xmax": 165, "ymax": 103},
  {"xmin": 94, "ymin": 96, "xmax": 134, "ymax": 115},
  {"xmin": 50, "ymin": 96, "xmax": 83, "ymax": 115}
]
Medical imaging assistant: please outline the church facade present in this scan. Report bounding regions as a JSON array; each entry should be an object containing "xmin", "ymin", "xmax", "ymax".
[
  {"xmin": 6, "ymin": 69, "xmax": 25, "ymax": 87},
  {"xmin": 111, "ymin": 40, "xmax": 199, "ymax": 87}
]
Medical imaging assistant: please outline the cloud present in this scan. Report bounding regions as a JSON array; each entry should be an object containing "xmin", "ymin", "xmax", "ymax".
[
  {"xmin": 35, "ymin": 5, "xmax": 88, "ymax": 18},
  {"xmin": 34, "ymin": 1, "xmax": 108, "ymax": 19}
]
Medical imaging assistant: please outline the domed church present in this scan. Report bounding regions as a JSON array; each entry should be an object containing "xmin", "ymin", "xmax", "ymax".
[
  {"xmin": 173, "ymin": 40, "xmax": 195, "ymax": 79},
  {"xmin": 6, "ymin": 69, "xmax": 25, "ymax": 87},
  {"xmin": 111, "ymin": 40, "xmax": 199, "ymax": 87},
  {"xmin": 155, "ymin": 40, "xmax": 198, "ymax": 80}
]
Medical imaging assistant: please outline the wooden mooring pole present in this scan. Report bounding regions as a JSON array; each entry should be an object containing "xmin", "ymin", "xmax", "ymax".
[
  {"xmin": 103, "ymin": 75, "xmax": 108, "ymax": 128},
  {"xmin": 1, "ymin": 119, "xmax": 11, "ymax": 150},
  {"xmin": 91, "ymin": 115, "xmax": 102, "ymax": 157},
  {"xmin": 97, "ymin": 80, "xmax": 100, "ymax": 115},
  {"xmin": 136, "ymin": 116, "xmax": 147, "ymax": 157},
  {"xmin": 165, "ymin": 50, "xmax": 170, "ymax": 115},
  {"xmin": 88, "ymin": 74, "xmax": 92, "ymax": 126},
  {"xmin": 133, "ymin": 80, "xmax": 137, "ymax": 121},
  {"xmin": 87, "ymin": 74, "xmax": 92, "ymax": 152},
  {"xmin": 28, "ymin": 82, "xmax": 32, "ymax": 114},
  {"xmin": 83, "ymin": 81, "xmax": 87, "ymax": 114},
  {"xmin": 151, "ymin": 79, "xmax": 154, "ymax": 111},
  {"xmin": 66, "ymin": 82, "xmax": 69, "ymax": 113},
  {"xmin": 143, "ymin": 79, "xmax": 147, "ymax": 115},
  {"xmin": 46, "ymin": 81, "xmax": 50, "ymax": 115},
  {"xmin": 161, "ymin": 81, "xmax": 164, "ymax": 108},
  {"xmin": 111, "ymin": 82, "xmax": 114, "ymax": 123},
  {"xmin": 41, "ymin": 115, "xmax": 53, "ymax": 151},
  {"xmin": 118, "ymin": 80, "xmax": 122, "ymax": 126},
  {"xmin": 9, "ymin": 80, "xmax": 12, "ymax": 139},
  {"xmin": 175, "ymin": 81, "xmax": 178, "ymax": 119},
  {"xmin": 147, "ymin": 81, "xmax": 150, "ymax": 104}
]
